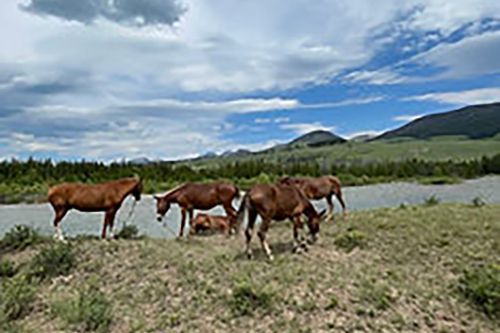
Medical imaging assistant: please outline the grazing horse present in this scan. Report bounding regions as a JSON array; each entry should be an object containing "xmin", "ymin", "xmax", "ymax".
[
  {"xmin": 279, "ymin": 175, "xmax": 346, "ymax": 220},
  {"xmin": 189, "ymin": 213, "xmax": 232, "ymax": 235},
  {"xmin": 48, "ymin": 176, "xmax": 143, "ymax": 240},
  {"xmin": 154, "ymin": 182, "xmax": 239, "ymax": 237},
  {"xmin": 236, "ymin": 183, "xmax": 326, "ymax": 261}
]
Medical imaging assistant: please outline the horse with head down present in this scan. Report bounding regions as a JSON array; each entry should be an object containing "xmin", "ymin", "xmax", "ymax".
[
  {"xmin": 48, "ymin": 176, "xmax": 142, "ymax": 240},
  {"xmin": 279, "ymin": 175, "xmax": 346, "ymax": 220},
  {"xmin": 236, "ymin": 183, "xmax": 326, "ymax": 261},
  {"xmin": 154, "ymin": 181, "xmax": 239, "ymax": 237}
]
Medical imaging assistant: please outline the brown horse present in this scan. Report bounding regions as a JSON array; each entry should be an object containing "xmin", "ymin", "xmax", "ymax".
[
  {"xmin": 236, "ymin": 183, "xmax": 326, "ymax": 261},
  {"xmin": 48, "ymin": 176, "xmax": 142, "ymax": 240},
  {"xmin": 279, "ymin": 175, "xmax": 346, "ymax": 220},
  {"xmin": 189, "ymin": 213, "xmax": 232, "ymax": 235},
  {"xmin": 154, "ymin": 181, "xmax": 239, "ymax": 237}
]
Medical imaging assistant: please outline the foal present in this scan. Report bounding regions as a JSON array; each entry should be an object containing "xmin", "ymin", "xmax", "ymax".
[
  {"xmin": 48, "ymin": 176, "xmax": 142, "ymax": 240},
  {"xmin": 236, "ymin": 183, "xmax": 325, "ymax": 261}
]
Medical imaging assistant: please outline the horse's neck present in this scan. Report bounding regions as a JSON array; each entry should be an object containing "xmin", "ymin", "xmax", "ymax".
[
  {"xmin": 165, "ymin": 190, "xmax": 179, "ymax": 203},
  {"xmin": 119, "ymin": 180, "xmax": 137, "ymax": 200},
  {"xmin": 302, "ymin": 202, "xmax": 316, "ymax": 218}
]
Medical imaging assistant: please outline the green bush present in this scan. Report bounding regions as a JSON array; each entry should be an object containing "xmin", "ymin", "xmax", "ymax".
[
  {"xmin": 228, "ymin": 277, "xmax": 274, "ymax": 316},
  {"xmin": 0, "ymin": 260, "xmax": 17, "ymax": 278},
  {"xmin": 52, "ymin": 283, "xmax": 113, "ymax": 333},
  {"xmin": 458, "ymin": 264, "xmax": 500, "ymax": 318},
  {"xmin": 29, "ymin": 243, "xmax": 76, "ymax": 281},
  {"xmin": 0, "ymin": 275, "xmax": 37, "ymax": 321},
  {"xmin": 334, "ymin": 230, "xmax": 366, "ymax": 253},
  {"xmin": 0, "ymin": 225, "xmax": 43, "ymax": 252},
  {"xmin": 471, "ymin": 196, "xmax": 486, "ymax": 208},
  {"xmin": 115, "ymin": 224, "xmax": 140, "ymax": 239},
  {"xmin": 424, "ymin": 195, "xmax": 440, "ymax": 206},
  {"xmin": 357, "ymin": 279, "xmax": 393, "ymax": 311}
]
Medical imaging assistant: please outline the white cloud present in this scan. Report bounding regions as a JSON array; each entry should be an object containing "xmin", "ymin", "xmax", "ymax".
[
  {"xmin": 412, "ymin": 30, "xmax": 500, "ymax": 79},
  {"xmin": 342, "ymin": 130, "xmax": 384, "ymax": 140},
  {"xmin": 393, "ymin": 114, "xmax": 424, "ymax": 122},
  {"xmin": 280, "ymin": 122, "xmax": 335, "ymax": 136},
  {"xmin": 406, "ymin": 87, "xmax": 500, "ymax": 106},
  {"xmin": 1, "ymin": 0, "xmax": 500, "ymax": 159}
]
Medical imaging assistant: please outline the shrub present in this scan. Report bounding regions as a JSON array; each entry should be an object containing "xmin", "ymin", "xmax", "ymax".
[
  {"xmin": 424, "ymin": 195, "xmax": 440, "ymax": 206},
  {"xmin": 458, "ymin": 264, "xmax": 500, "ymax": 318},
  {"xmin": 52, "ymin": 283, "xmax": 113, "ymax": 333},
  {"xmin": 0, "ymin": 260, "xmax": 17, "ymax": 278},
  {"xmin": 115, "ymin": 224, "xmax": 139, "ymax": 239},
  {"xmin": 229, "ymin": 277, "xmax": 274, "ymax": 316},
  {"xmin": 471, "ymin": 196, "xmax": 486, "ymax": 208},
  {"xmin": 334, "ymin": 230, "xmax": 366, "ymax": 253},
  {"xmin": 357, "ymin": 280, "xmax": 393, "ymax": 311},
  {"xmin": 0, "ymin": 225, "xmax": 43, "ymax": 252},
  {"xmin": 29, "ymin": 243, "xmax": 76, "ymax": 281},
  {"xmin": 0, "ymin": 275, "xmax": 37, "ymax": 320}
]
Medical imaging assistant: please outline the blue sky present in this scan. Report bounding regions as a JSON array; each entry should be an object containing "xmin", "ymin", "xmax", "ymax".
[{"xmin": 1, "ymin": 0, "xmax": 499, "ymax": 161}]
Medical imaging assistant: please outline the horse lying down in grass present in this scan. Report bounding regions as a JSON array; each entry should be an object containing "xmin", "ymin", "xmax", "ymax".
[{"xmin": 189, "ymin": 213, "xmax": 233, "ymax": 235}]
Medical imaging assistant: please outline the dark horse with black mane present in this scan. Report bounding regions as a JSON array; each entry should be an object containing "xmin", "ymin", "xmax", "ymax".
[
  {"xmin": 280, "ymin": 175, "xmax": 346, "ymax": 220},
  {"xmin": 236, "ymin": 183, "xmax": 326, "ymax": 261},
  {"xmin": 48, "ymin": 176, "xmax": 143, "ymax": 240},
  {"xmin": 154, "ymin": 181, "xmax": 240, "ymax": 237}
]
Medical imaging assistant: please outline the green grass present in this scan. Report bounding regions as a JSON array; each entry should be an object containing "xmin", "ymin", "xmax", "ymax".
[
  {"xmin": 1, "ymin": 204, "xmax": 499, "ymax": 332},
  {"xmin": 189, "ymin": 136, "xmax": 500, "ymax": 167},
  {"xmin": 51, "ymin": 281, "xmax": 113, "ymax": 333}
]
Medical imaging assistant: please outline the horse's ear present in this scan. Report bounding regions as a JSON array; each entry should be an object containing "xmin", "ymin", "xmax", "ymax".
[{"xmin": 153, "ymin": 195, "xmax": 161, "ymax": 201}]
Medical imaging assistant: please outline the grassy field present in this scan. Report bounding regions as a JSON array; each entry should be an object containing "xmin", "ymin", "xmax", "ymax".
[
  {"xmin": 1, "ymin": 204, "xmax": 499, "ymax": 332},
  {"xmin": 190, "ymin": 136, "xmax": 500, "ymax": 166}
]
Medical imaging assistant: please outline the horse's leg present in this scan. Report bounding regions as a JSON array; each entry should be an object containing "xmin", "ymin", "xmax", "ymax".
[
  {"xmin": 187, "ymin": 209, "xmax": 194, "ymax": 236},
  {"xmin": 335, "ymin": 187, "xmax": 347, "ymax": 218},
  {"xmin": 326, "ymin": 194, "xmax": 335, "ymax": 221},
  {"xmin": 245, "ymin": 208, "xmax": 257, "ymax": 259},
  {"xmin": 52, "ymin": 206, "xmax": 68, "ymax": 241},
  {"xmin": 223, "ymin": 201, "xmax": 237, "ymax": 218},
  {"xmin": 292, "ymin": 217, "xmax": 302, "ymax": 253},
  {"xmin": 106, "ymin": 208, "xmax": 118, "ymax": 239},
  {"xmin": 293, "ymin": 216, "xmax": 308, "ymax": 253},
  {"xmin": 258, "ymin": 219, "xmax": 273, "ymax": 261},
  {"xmin": 179, "ymin": 208, "xmax": 187, "ymax": 238}
]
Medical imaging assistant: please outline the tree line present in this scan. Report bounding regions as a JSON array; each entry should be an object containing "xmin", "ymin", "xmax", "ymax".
[{"xmin": 1, "ymin": 153, "xmax": 499, "ymax": 191}]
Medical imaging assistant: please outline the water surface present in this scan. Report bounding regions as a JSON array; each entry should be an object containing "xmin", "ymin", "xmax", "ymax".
[{"xmin": 1, "ymin": 176, "xmax": 499, "ymax": 239}]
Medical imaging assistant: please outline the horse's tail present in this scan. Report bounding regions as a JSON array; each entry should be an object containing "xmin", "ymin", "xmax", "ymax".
[
  {"xmin": 235, "ymin": 192, "xmax": 250, "ymax": 234},
  {"xmin": 328, "ymin": 176, "xmax": 347, "ymax": 213}
]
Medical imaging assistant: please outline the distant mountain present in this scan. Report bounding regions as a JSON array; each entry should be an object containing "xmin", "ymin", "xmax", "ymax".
[
  {"xmin": 288, "ymin": 130, "xmax": 346, "ymax": 147},
  {"xmin": 376, "ymin": 102, "xmax": 500, "ymax": 140},
  {"xmin": 349, "ymin": 134, "xmax": 377, "ymax": 142},
  {"xmin": 128, "ymin": 157, "xmax": 152, "ymax": 165},
  {"xmin": 221, "ymin": 149, "xmax": 252, "ymax": 157}
]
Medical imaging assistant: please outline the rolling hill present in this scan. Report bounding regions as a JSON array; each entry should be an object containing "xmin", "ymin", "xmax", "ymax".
[
  {"xmin": 375, "ymin": 102, "xmax": 500, "ymax": 140},
  {"xmin": 288, "ymin": 130, "xmax": 346, "ymax": 147}
]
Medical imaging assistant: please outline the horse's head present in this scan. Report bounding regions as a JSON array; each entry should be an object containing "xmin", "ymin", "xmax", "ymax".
[
  {"xmin": 307, "ymin": 208, "xmax": 326, "ymax": 243},
  {"xmin": 132, "ymin": 177, "xmax": 143, "ymax": 201},
  {"xmin": 154, "ymin": 195, "xmax": 171, "ymax": 222}
]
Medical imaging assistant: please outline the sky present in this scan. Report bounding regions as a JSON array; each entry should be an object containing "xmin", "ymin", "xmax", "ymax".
[{"xmin": 1, "ymin": 0, "xmax": 499, "ymax": 161}]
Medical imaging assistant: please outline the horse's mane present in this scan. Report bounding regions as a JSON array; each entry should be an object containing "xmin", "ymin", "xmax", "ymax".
[{"xmin": 164, "ymin": 183, "xmax": 186, "ymax": 198}]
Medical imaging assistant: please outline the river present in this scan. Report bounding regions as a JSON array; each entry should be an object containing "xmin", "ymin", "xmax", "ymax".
[{"xmin": 1, "ymin": 176, "xmax": 499, "ymax": 239}]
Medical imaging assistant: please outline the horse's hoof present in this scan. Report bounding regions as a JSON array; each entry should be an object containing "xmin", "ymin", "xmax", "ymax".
[
  {"xmin": 268, "ymin": 254, "xmax": 274, "ymax": 262},
  {"xmin": 247, "ymin": 252, "xmax": 253, "ymax": 260}
]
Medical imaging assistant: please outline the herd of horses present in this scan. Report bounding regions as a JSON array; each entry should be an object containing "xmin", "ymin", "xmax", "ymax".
[{"xmin": 47, "ymin": 175, "xmax": 347, "ymax": 260}]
